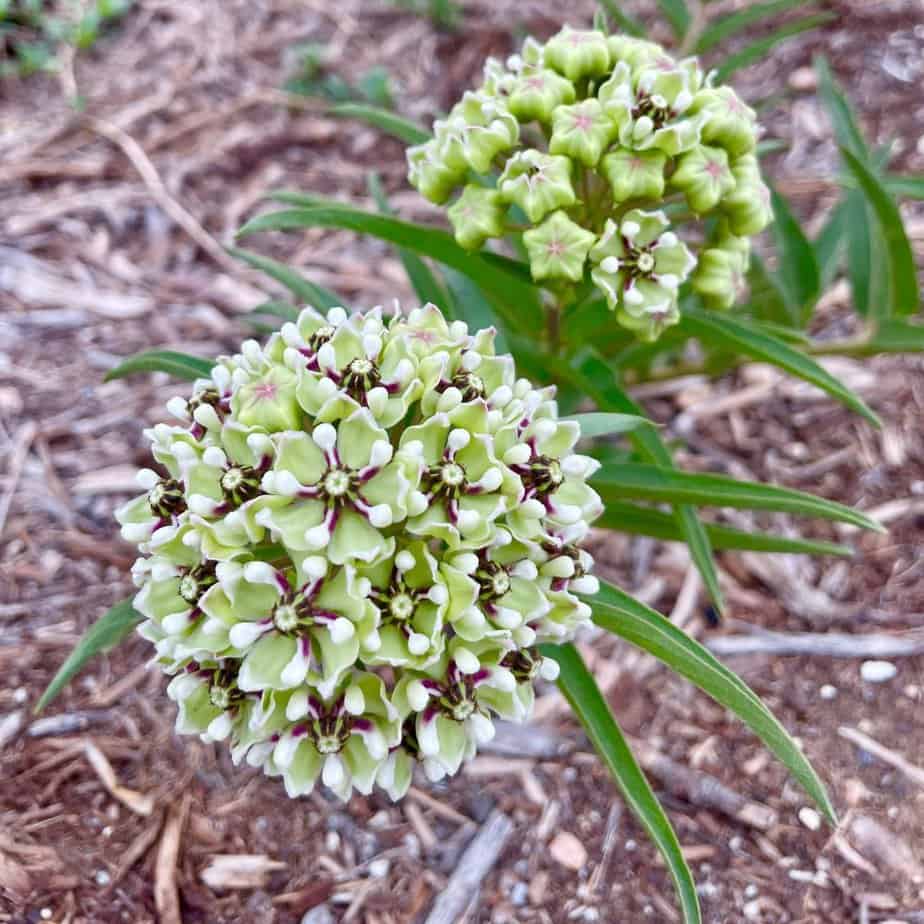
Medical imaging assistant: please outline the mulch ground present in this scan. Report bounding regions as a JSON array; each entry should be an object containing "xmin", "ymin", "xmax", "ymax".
[{"xmin": 1, "ymin": 1, "xmax": 923, "ymax": 922}]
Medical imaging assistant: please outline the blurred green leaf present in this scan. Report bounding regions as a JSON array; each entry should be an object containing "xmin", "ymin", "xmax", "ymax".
[
  {"xmin": 851, "ymin": 319, "xmax": 924, "ymax": 355},
  {"xmin": 769, "ymin": 186, "xmax": 820, "ymax": 321},
  {"xmin": 715, "ymin": 15, "xmax": 834, "ymax": 81},
  {"xmin": 238, "ymin": 204, "xmax": 543, "ymax": 331},
  {"xmin": 885, "ymin": 175, "xmax": 924, "ymax": 200},
  {"xmin": 368, "ymin": 172, "xmax": 449, "ymax": 309},
  {"xmin": 542, "ymin": 642, "xmax": 701, "ymax": 924},
  {"xmin": 37, "ymin": 600, "xmax": 142, "ymax": 712},
  {"xmin": 104, "ymin": 350, "xmax": 214, "ymax": 382},
  {"xmin": 590, "ymin": 582, "xmax": 837, "ymax": 824},
  {"xmin": 679, "ymin": 306, "xmax": 880, "ymax": 425},
  {"xmin": 228, "ymin": 246, "xmax": 344, "ymax": 309},
  {"xmin": 657, "ymin": 0, "xmax": 691, "ymax": 38},
  {"xmin": 596, "ymin": 0, "xmax": 647, "ymax": 36},
  {"xmin": 565, "ymin": 412, "xmax": 654, "ymax": 438},
  {"xmin": 696, "ymin": 0, "xmax": 813, "ymax": 53},
  {"xmin": 596, "ymin": 501, "xmax": 854, "ymax": 556},
  {"xmin": 813, "ymin": 197, "xmax": 848, "ymax": 290},
  {"xmin": 814, "ymin": 56, "xmax": 869, "ymax": 160},
  {"xmin": 591, "ymin": 462, "xmax": 884, "ymax": 531},
  {"xmin": 840, "ymin": 147, "xmax": 919, "ymax": 318},
  {"xmin": 331, "ymin": 103, "xmax": 430, "ymax": 145}
]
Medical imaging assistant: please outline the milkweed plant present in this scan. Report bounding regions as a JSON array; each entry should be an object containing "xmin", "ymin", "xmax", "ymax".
[{"xmin": 42, "ymin": 20, "xmax": 921, "ymax": 924}]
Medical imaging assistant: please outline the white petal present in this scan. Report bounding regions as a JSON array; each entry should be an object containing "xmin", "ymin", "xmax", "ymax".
[
  {"xmin": 475, "ymin": 468, "xmax": 502, "ymax": 492},
  {"xmin": 513, "ymin": 624, "xmax": 536, "ymax": 647},
  {"xmin": 367, "ymin": 504, "xmax": 393, "ymax": 528},
  {"xmin": 511, "ymin": 560, "xmax": 538, "ymax": 580},
  {"xmin": 450, "ymin": 552, "xmax": 479, "ymax": 574},
  {"xmin": 408, "ymin": 632, "xmax": 430, "ymax": 655},
  {"xmin": 571, "ymin": 575, "xmax": 600, "ymax": 595},
  {"xmin": 193, "ymin": 405, "xmax": 221, "ymax": 431},
  {"xmin": 136, "ymin": 468, "xmax": 161, "ymax": 490},
  {"xmin": 207, "ymin": 712, "xmax": 233, "ymax": 740},
  {"xmin": 304, "ymin": 524, "xmax": 331, "ymax": 548},
  {"xmin": 600, "ymin": 256, "xmax": 622, "ymax": 274},
  {"xmin": 229, "ymin": 621, "xmax": 267, "ymax": 649},
  {"xmin": 407, "ymin": 679, "xmax": 431, "ymax": 712},
  {"xmin": 454, "ymin": 647, "xmax": 479, "ymax": 674},
  {"xmin": 368, "ymin": 440, "xmax": 394, "ymax": 468},
  {"xmin": 162, "ymin": 610, "xmax": 191, "ymax": 635},
  {"xmin": 488, "ymin": 384, "xmax": 512, "ymax": 408},
  {"xmin": 243, "ymin": 561, "xmax": 279, "ymax": 585},
  {"xmin": 344, "ymin": 685, "xmax": 365, "ymax": 715},
  {"xmin": 312, "ymin": 423, "xmax": 337, "ymax": 453},
  {"xmin": 427, "ymin": 584, "xmax": 448, "ymax": 605},
  {"xmin": 317, "ymin": 343, "xmax": 337, "ymax": 371},
  {"xmin": 286, "ymin": 690, "xmax": 309, "ymax": 721},
  {"xmin": 274, "ymin": 734, "xmax": 300, "ymax": 769},
  {"xmin": 328, "ymin": 617, "xmax": 356, "ymax": 644},
  {"xmin": 322, "ymin": 753, "xmax": 345, "ymax": 788},
  {"xmin": 327, "ymin": 306, "xmax": 348, "ymax": 326},
  {"xmin": 272, "ymin": 470, "xmax": 302, "ymax": 497},
  {"xmin": 302, "ymin": 555, "xmax": 328, "ymax": 579},
  {"xmin": 490, "ymin": 668, "xmax": 517, "ymax": 692},
  {"xmin": 468, "ymin": 712, "xmax": 495, "ymax": 745},
  {"xmin": 447, "ymin": 428, "xmax": 470, "ymax": 453},
  {"xmin": 456, "ymin": 509, "xmax": 480, "ymax": 533},
  {"xmin": 503, "ymin": 444, "xmax": 531, "ymax": 466},
  {"xmin": 395, "ymin": 550, "xmax": 416, "ymax": 572},
  {"xmin": 539, "ymin": 658, "xmax": 561, "ymax": 682},
  {"xmin": 367, "ymin": 387, "xmax": 388, "ymax": 416},
  {"xmin": 202, "ymin": 446, "xmax": 227, "ymax": 468},
  {"xmin": 418, "ymin": 716, "xmax": 440, "ymax": 756},
  {"xmin": 280, "ymin": 648, "xmax": 310, "ymax": 687}
]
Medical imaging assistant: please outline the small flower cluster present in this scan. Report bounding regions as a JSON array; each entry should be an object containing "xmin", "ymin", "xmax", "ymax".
[
  {"xmin": 407, "ymin": 26, "xmax": 772, "ymax": 340},
  {"xmin": 118, "ymin": 304, "xmax": 602, "ymax": 801}
]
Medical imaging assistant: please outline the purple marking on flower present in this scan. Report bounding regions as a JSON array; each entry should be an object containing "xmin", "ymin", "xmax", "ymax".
[
  {"xmin": 471, "ymin": 668, "xmax": 491, "ymax": 684},
  {"xmin": 352, "ymin": 717, "xmax": 373, "ymax": 732},
  {"xmin": 421, "ymin": 679, "xmax": 442, "ymax": 693},
  {"xmin": 422, "ymin": 704, "xmax": 440, "ymax": 723},
  {"xmin": 292, "ymin": 724, "xmax": 307, "ymax": 737}
]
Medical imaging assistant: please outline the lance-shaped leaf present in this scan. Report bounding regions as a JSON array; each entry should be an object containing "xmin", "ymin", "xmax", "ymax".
[
  {"xmin": 588, "ymin": 581, "xmax": 837, "ymax": 824},
  {"xmin": 541, "ymin": 642, "xmax": 701, "ymax": 924},
  {"xmin": 105, "ymin": 350, "xmax": 215, "ymax": 382},
  {"xmin": 678, "ymin": 306, "xmax": 880, "ymax": 426},
  {"xmin": 769, "ymin": 186, "xmax": 820, "ymax": 321},
  {"xmin": 37, "ymin": 599, "xmax": 142, "ymax": 712},
  {"xmin": 564, "ymin": 412, "xmax": 655, "ymax": 438},
  {"xmin": 696, "ymin": 0, "xmax": 815, "ymax": 53},
  {"xmin": 330, "ymin": 102, "xmax": 431, "ymax": 145},
  {"xmin": 715, "ymin": 15, "xmax": 833, "ymax": 81},
  {"xmin": 596, "ymin": 501, "xmax": 854, "ymax": 557},
  {"xmin": 591, "ymin": 461, "xmax": 884, "ymax": 532},
  {"xmin": 228, "ymin": 246, "xmax": 344, "ymax": 309}
]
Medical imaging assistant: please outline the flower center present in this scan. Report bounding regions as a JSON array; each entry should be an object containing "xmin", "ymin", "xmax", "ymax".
[
  {"xmin": 221, "ymin": 468, "xmax": 245, "ymax": 491},
  {"xmin": 315, "ymin": 734, "xmax": 342, "ymax": 755},
  {"xmin": 178, "ymin": 561, "xmax": 217, "ymax": 606},
  {"xmin": 449, "ymin": 370, "xmax": 486, "ymax": 401},
  {"xmin": 179, "ymin": 575, "xmax": 200, "ymax": 603},
  {"xmin": 502, "ymin": 647, "xmax": 540, "ymax": 682},
  {"xmin": 637, "ymin": 252, "xmax": 655, "ymax": 274},
  {"xmin": 440, "ymin": 462, "xmax": 465, "ymax": 487},
  {"xmin": 390, "ymin": 593, "xmax": 415, "ymax": 621},
  {"xmin": 273, "ymin": 603, "xmax": 300, "ymax": 633},
  {"xmin": 451, "ymin": 700, "xmax": 475, "ymax": 721},
  {"xmin": 148, "ymin": 478, "xmax": 186, "ymax": 518},
  {"xmin": 323, "ymin": 469, "xmax": 352, "ymax": 497},
  {"xmin": 209, "ymin": 685, "xmax": 233, "ymax": 710},
  {"xmin": 492, "ymin": 571, "xmax": 511, "ymax": 597},
  {"xmin": 349, "ymin": 358, "xmax": 373, "ymax": 376}
]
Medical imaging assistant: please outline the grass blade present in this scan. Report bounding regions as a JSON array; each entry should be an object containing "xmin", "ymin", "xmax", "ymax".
[
  {"xmin": 104, "ymin": 350, "xmax": 214, "ymax": 382},
  {"xmin": 589, "ymin": 581, "xmax": 837, "ymax": 824},
  {"xmin": 591, "ymin": 461, "xmax": 884, "ymax": 531},
  {"xmin": 228, "ymin": 245, "xmax": 344, "ymax": 309},
  {"xmin": 36, "ymin": 600, "xmax": 142, "ymax": 712},
  {"xmin": 542, "ymin": 642, "xmax": 701, "ymax": 924},
  {"xmin": 840, "ymin": 146, "xmax": 919, "ymax": 317},
  {"xmin": 564, "ymin": 412, "xmax": 654, "ymax": 438},
  {"xmin": 715, "ymin": 15, "xmax": 833, "ymax": 81},
  {"xmin": 813, "ymin": 197, "xmax": 848, "ymax": 290},
  {"xmin": 679, "ymin": 306, "xmax": 880, "ymax": 425},
  {"xmin": 885, "ymin": 174, "xmax": 924, "ymax": 200},
  {"xmin": 237, "ymin": 205, "xmax": 543, "ymax": 330},
  {"xmin": 814, "ymin": 56, "xmax": 869, "ymax": 160},
  {"xmin": 329, "ymin": 102, "xmax": 431, "ymax": 145},
  {"xmin": 595, "ymin": 501, "xmax": 853, "ymax": 556}
]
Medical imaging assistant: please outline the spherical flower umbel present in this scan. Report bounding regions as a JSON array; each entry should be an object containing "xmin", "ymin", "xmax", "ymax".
[
  {"xmin": 406, "ymin": 25, "xmax": 773, "ymax": 341},
  {"xmin": 118, "ymin": 303, "xmax": 601, "ymax": 802}
]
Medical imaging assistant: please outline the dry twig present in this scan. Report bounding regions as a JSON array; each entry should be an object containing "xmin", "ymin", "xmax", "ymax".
[{"xmin": 155, "ymin": 793, "xmax": 191, "ymax": 924}]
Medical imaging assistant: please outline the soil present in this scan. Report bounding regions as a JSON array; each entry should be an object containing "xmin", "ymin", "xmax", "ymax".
[{"xmin": 1, "ymin": 1, "xmax": 923, "ymax": 922}]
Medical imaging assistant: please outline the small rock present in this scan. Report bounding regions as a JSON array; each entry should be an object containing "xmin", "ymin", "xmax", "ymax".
[
  {"xmin": 788, "ymin": 66, "xmax": 818, "ymax": 91},
  {"xmin": 819, "ymin": 684, "xmax": 838, "ymax": 700},
  {"xmin": 94, "ymin": 870, "xmax": 111, "ymax": 887},
  {"xmin": 549, "ymin": 831, "xmax": 587, "ymax": 870},
  {"xmin": 367, "ymin": 858, "xmax": 389, "ymax": 879},
  {"xmin": 301, "ymin": 907, "xmax": 335, "ymax": 924},
  {"xmin": 861, "ymin": 661, "xmax": 897, "ymax": 683},
  {"xmin": 510, "ymin": 881, "xmax": 528, "ymax": 907},
  {"xmin": 799, "ymin": 807, "xmax": 822, "ymax": 832}
]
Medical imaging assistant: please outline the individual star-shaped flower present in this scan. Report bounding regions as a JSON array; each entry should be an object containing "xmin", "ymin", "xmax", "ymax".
[
  {"xmin": 599, "ymin": 61, "xmax": 703, "ymax": 156},
  {"xmin": 549, "ymin": 98, "xmax": 617, "ymax": 167},
  {"xmin": 543, "ymin": 25, "xmax": 611, "ymax": 82},
  {"xmin": 448, "ymin": 185, "xmax": 507, "ymax": 250},
  {"xmin": 522, "ymin": 210, "xmax": 596, "ymax": 282},
  {"xmin": 600, "ymin": 147, "xmax": 668, "ymax": 204},
  {"xmin": 503, "ymin": 66, "xmax": 575, "ymax": 123},
  {"xmin": 407, "ymin": 140, "xmax": 467, "ymax": 204},
  {"xmin": 722, "ymin": 154, "xmax": 773, "ymax": 236},
  {"xmin": 498, "ymin": 149, "xmax": 576, "ymax": 224},
  {"xmin": 690, "ymin": 86, "xmax": 758, "ymax": 158},
  {"xmin": 436, "ymin": 91, "xmax": 520, "ymax": 174},
  {"xmin": 692, "ymin": 231, "xmax": 751, "ymax": 309},
  {"xmin": 589, "ymin": 209, "xmax": 696, "ymax": 341},
  {"xmin": 670, "ymin": 144, "xmax": 736, "ymax": 213}
]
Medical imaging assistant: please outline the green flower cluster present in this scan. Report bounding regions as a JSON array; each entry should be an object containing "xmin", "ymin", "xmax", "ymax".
[
  {"xmin": 407, "ymin": 26, "xmax": 773, "ymax": 340},
  {"xmin": 117, "ymin": 304, "xmax": 601, "ymax": 801}
]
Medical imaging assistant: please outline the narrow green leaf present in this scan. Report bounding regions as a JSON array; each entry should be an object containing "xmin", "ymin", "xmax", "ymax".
[
  {"xmin": 769, "ymin": 186, "xmax": 820, "ymax": 319},
  {"xmin": 813, "ymin": 197, "xmax": 848, "ymax": 290},
  {"xmin": 565, "ymin": 412, "xmax": 654, "ymax": 438},
  {"xmin": 441, "ymin": 268, "xmax": 504, "ymax": 340},
  {"xmin": 747, "ymin": 252, "xmax": 797, "ymax": 327},
  {"xmin": 853, "ymin": 318, "xmax": 924, "ymax": 356},
  {"xmin": 591, "ymin": 461, "xmax": 884, "ymax": 531},
  {"xmin": 237, "ymin": 205, "xmax": 543, "ymax": 331},
  {"xmin": 589, "ymin": 581, "xmax": 837, "ymax": 824},
  {"xmin": 679, "ymin": 306, "xmax": 880, "ymax": 426},
  {"xmin": 814, "ymin": 56, "xmax": 869, "ymax": 160},
  {"xmin": 715, "ymin": 15, "xmax": 834, "ymax": 81},
  {"xmin": 368, "ymin": 172, "xmax": 449, "ymax": 310},
  {"xmin": 575, "ymin": 355, "xmax": 725, "ymax": 614},
  {"xmin": 104, "ymin": 350, "xmax": 214, "ymax": 382},
  {"xmin": 840, "ymin": 146, "xmax": 919, "ymax": 317},
  {"xmin": 656, "ymin": 0, "xmax": 691, "ymax": 39},
  {"xmin": 329, "ymin": 102, "xmax": 431, "ymax": 145},
  {"xmin": 696, "ymin": 0, "xmax": 812, "ymax": 53},
  {"xmin": 596, "ymin": 501, "xmax": 854, "ymax": 556},
  {"xmin": 842, "ymin": 190, "xmax": 874, "ymax": 318},
  {"xmin": 596, "ymin": 0, "xmax": 647, "ymax": 36},
  {"xmin": 36, "ymin": 600, "xmax": 142, "ymax": 712},
  {"xmin": 885, "ymin": 174, "xmax": 924, "ymax": 200},
  {"xmin": 249, "ymin": 300, "xmax": 300, "ymax": 322},
  {"xmin": 228, "ymin": 245, "xmax": 343, "ymax": 309},
  {"xmin": 542, "ymin": 642, "xmax": 701, "ymax": 924}
]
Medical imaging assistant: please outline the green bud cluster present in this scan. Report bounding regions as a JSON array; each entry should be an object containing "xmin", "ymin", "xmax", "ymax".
[
  {"xmin": 407, "ymin": 26, "xmax": 773, "ymax": 341},
  {"xmin": 117, "ymin": 304, "xmax": 601, "ymax": 801}
]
